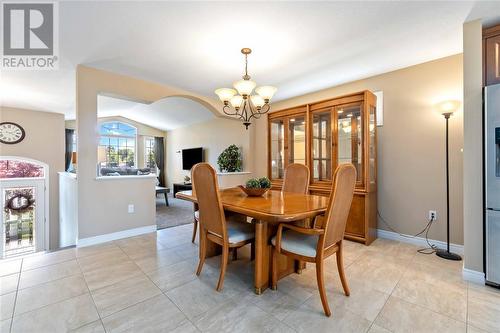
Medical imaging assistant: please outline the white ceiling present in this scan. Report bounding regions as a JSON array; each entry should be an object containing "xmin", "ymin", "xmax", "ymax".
[
  {"xmin": 97, "ymin": 95, "xmax": 215, "ymax": 131},
  {"xmin": 1, "ymin": 1, "xmax": 499, "ymax": 121}
]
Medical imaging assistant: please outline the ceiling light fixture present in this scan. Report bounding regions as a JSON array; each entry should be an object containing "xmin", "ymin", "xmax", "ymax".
[{"xmin": 215, "ymin": 48, "xmax": 277, "ymax": 129}]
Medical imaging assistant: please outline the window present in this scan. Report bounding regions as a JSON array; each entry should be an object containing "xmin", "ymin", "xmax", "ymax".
[
  {"xmin": 72, "ymin": 132, "xmax": 77, "ymax": 154},
  {"xmin": 145, "ymin": 137, "xmax": 156, "ymax": 169},
  {"xmin": 98, "ymin": 122, "xmax": 137, "ymax": 168}
]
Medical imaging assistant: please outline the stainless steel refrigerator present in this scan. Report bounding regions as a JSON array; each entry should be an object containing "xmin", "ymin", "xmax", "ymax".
[{"xmin": 486, "ymin": 83, "xmax": 500, "ymax": 287}]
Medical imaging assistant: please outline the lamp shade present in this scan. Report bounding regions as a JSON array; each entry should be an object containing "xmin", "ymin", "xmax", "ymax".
[
  {"xmin": 215, "ymin": 88, "xmax": 237, "ymax": 102},
  {"xmin": 233, "ymin": 79, "xmax": 256, "ymax": 96},
  {"xmin": 256, "ymin": 86, "xmax": 277, "ymax": 100},
  {"xmin": 230, "ymin": 95, "xmax": 243, "ymax": 109},
  {"xmin": 250, "ymin": 95, "xmax": 265, "ymax": 108},
  {"xmin": 436, "ymin": 100, "xmax": 460, "ymax": 116}
]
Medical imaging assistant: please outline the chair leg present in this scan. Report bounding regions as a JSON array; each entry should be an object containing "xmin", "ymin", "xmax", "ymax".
[
  {"xmin": 316, "ymin": 258, "xmax": 331, "ymax": 317},
  {"xmin": 196, "ymin": 229, "xmax": 206, "ymax": 276},
  {"xmin": 336, "ymin": 243, "xmax": 350, "ymax": 296},
  {"xmin": 271, "ymin": 247, "xmax": 278, "ymax": 290},
  {"xmin": 250, "ymin": 242, "xmax": 255, "ymax": 261},
  {"xmin": 216, "ymin": 245, "xmax": 229, "ymax": 291},
  {"xmin": 191, "ymin": 219, "xmax": 198, "ymax": 243},
  {"xmin": 232, "ymin": 248, "xmax": 237, "ymax": 261}
]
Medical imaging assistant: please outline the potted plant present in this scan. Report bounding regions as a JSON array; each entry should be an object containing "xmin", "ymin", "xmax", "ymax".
[
  {"xmin": 239, "ymin": 177, "xmax": 272, "ymax": 197},
  {"xmin": 217, "ymin": 145, "xmax": 242, "ymax": 172}
]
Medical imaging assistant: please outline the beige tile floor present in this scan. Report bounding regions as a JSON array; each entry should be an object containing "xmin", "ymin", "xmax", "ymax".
[{"xmin": 1, "ymin": 223, "xmax": 499, "ymax": 333}]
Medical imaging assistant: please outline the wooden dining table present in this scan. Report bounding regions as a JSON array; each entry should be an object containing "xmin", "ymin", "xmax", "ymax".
[{"xmin": 176, "ymin": 187, "xmax": 329, "ymax": 294}]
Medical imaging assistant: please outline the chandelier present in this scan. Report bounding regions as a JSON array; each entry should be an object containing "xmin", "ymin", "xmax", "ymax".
[{"xmin": 215, "ymin": 48, "xmax": 277, "ymax": 129}]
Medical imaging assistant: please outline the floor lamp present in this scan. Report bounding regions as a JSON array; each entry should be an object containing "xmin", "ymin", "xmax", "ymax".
[{"xmin": 435, "ymin": 101, "xmax": 462, "ymax": 261}]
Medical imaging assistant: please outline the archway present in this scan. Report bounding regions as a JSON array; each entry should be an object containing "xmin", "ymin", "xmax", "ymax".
[{"xmin": 0, "ymin": 157, "xmax": 49, "ymax": 258}]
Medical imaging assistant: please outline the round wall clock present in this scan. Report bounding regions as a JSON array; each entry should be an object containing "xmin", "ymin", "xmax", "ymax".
[{"xmin": 0, "ymin": 122, "xmax": 25, "ymax": 144}]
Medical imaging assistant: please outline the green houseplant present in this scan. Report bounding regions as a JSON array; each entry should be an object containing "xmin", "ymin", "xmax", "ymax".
[
  {"xmin": 239, "ymin": 176, "xmax": 271, "ymax": 197},
  {"xmin": 217, "ymin": 145, "xmax": 242, "ymax": 172}
]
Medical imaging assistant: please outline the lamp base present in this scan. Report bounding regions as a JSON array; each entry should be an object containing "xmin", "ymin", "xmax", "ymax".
[{"xmin": 436, "ymin": 249, "xmax": 462, "ymax": 261}]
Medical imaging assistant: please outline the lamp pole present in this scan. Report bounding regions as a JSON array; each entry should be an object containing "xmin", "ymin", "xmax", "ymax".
[{"xmin": 436, "ymin": 112, "xmax": 462, "ymax": 261}]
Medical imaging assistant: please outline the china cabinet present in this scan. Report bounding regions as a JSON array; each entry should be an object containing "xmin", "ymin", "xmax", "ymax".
[{"xmin": 267, "ymin": 91, "xmax": 377, "ymax": 244}]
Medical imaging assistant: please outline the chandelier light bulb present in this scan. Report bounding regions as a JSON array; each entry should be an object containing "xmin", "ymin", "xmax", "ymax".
[
  {"xmin": 250, "ymin": 95, "xmax": 265, "ymax": 109},
  {"xmin": 255, "ymin": 86, "xmax": 277, "ymax": 101},
  {"xmin": 215, "ymin": 88, "xmax": 237, "ymax": 102},
  {"xmin": 233, "ymin": 79, "xmax": 256, "ymax": 96},
  {"xmin": 230, "ymin": 95, "xmax": 243, "ymax": 109}
]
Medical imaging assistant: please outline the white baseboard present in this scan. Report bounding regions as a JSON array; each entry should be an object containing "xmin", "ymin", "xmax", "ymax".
[
  {"xmin": 377, "ymin": 229, "xmax": 464, "ymax": 255},
  {"xmin": 77, "ymin": 225, "xmax": 157, "ymax": 247},
  {"xmin": 462, "ymin": 268, "xmax": 486, "ymax": 284}
]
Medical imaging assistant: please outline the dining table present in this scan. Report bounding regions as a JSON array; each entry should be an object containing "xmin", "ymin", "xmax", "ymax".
[{"xmin": 176, "ymin": 187, "xmax": 329, "ymax": 294}]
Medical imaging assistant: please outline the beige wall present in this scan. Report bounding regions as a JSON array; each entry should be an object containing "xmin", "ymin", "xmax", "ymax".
[
  {"xmin": 0, "ymin": 107, "xmax": 65, "ymax": 249},
  {"xmin": 66, "ymin": 115, "xmax": 167, "ymax": 169},
  {"xmin": 166, "ymin": 117, "xmax": 252, "ymax": 188},
  {"xmin": 255, "ymin": 54, "xmax": 464, "ymax": 245},
  {"xmin": 76, "ymin": 65, "xmax": 222, "ymax": 240},
  {"xmin": 463, "ymin": 20, "xmax": 484, "ymax": 272}
]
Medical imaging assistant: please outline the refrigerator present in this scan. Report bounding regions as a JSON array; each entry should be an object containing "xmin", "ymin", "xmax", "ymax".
[{"xmin": 486, "ymin": 83, "xmax": 500, "ymax": 287}]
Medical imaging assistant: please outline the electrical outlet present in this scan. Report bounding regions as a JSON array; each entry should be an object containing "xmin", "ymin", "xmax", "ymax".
[
  {"xmin": 428, "ymin": 210, "xmax": 437, "ymax": 221},
  {"xmin": 128, "ymin": 204, "xmax": 135, "ymax": 213}
]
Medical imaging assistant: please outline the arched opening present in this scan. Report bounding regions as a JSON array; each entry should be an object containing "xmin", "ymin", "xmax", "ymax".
[{"xmin": 0, "ymin": 157, "xmax": 49, "ymax": 258}]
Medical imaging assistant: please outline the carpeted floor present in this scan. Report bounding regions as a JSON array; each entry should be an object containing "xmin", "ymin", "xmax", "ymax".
[{"xmin": 156, "ymin": 194, "xmax": 195, "ymax": 230}]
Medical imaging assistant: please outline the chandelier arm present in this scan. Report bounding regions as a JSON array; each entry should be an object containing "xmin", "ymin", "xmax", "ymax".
[
  {"xmin": 247, "ymin": 102, "xmax": 271, "ymax": 122},
  {"xmin": 222, "ymin": 105, "xmax": 245, "ymax": 120}
]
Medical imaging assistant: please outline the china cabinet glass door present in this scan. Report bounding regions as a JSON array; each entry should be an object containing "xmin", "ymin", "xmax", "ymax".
[
  {"xmin": 288, "ymin": 116, "xmax": 306, "ymax": 165},
  {"xmin": 312, "ymin": 109, "xmax": 332, "ymax": 181},
  {"xmin": 270, "ymin": 119, "xmax": 285, "ymax": 179},
  {"xmin": 335, "ymin": 103, "xmax": 363, "ymax": 184},
  {"xmin": 369, "ymin": 104, "xmax": 376, "ymax": 185}
]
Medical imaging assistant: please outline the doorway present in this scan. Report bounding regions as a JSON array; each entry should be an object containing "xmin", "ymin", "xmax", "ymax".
[{"xmin": 0, "ymin": 158, "xmax": 48, "ymax": 258}]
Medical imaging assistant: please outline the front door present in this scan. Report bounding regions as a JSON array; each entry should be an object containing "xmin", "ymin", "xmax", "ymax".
[{"xmin": 0, "ymin": 179, "xmax": 45, "ymax": 258}]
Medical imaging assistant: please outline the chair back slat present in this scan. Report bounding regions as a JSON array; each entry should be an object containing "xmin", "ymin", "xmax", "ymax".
[
  {"xmin": 191, "ymin": 163, "xmax": 226, "ymax": 239},
  {"xmin": 282, "ymin": 163, "xmax": 310, "ymax": 194},
  {"xmin": 323, "ymin": 164, "xmax": 357, "ymax": 248}
]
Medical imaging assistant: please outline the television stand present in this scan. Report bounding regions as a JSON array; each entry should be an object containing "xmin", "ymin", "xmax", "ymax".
[{"xmin": 173, "ymin": 183, "xmax": 192, "ymax": 196}]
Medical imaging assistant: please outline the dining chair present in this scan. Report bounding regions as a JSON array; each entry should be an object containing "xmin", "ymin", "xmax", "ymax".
[
  {"xmin": 192, "ymin": 205, "xmax": 199, "ymax": 243},
  {"xmin": 192, "ymin": 162, "xmax": 255, "ymax": 291},
  {"xmin": 282, "ymin": 163, "xmax": 310, "ymax": 194},
  {"xmin": 271, "ymin": 164, "xmax": 357, "ymax": 316}
]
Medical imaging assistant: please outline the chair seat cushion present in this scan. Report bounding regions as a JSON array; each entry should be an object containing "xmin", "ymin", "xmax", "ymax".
[
  {"xmin": 207, "ymin": 220, "xmax": 254, "ymax": 244},
  {"xmin": 271, "ymin": 229, "xmax": 319, "ymax": 258},
  {"xmin": 226, "ymin": 220, "xmax": 254, "ymax": 243},
  {"xmin": 194, "ymin": 210, "xmax": 199, "ymax": 221}
]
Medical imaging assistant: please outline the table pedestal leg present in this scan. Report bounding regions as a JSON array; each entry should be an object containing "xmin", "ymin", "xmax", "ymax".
[{"xmin": 253, "ymin": 219, "xmax": 270, "ymax": 295}]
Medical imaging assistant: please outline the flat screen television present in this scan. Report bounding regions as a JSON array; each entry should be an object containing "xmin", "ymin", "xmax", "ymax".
[{"xmin": 182, "ymin": 147, "xmax": 203, "ymax": 170}]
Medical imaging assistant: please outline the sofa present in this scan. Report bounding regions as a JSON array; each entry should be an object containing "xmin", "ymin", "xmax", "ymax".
[{"xmin": 100, "ymin": 167, "xmax": 151, "ymax": 176}]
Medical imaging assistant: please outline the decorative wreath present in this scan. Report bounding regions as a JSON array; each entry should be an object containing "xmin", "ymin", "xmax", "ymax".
[{"xmin": 4, "ymin": 189, "xmax": 35, "ymax": 214}]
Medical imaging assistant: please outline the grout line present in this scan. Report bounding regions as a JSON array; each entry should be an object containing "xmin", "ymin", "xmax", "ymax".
[
  {"xmin": 9, "ymin": 258, "xmax": 23, "ymax": 333},
  {"xmin": 115, "ymin": 239, "xmax": 197, "ymax": 332},
  {"xmin": 465, "ymin": 281, "xmax": 469, "ymax": 332},
  {"xmin": 75, "ymin": 254, "xmax": 107, "ymax": 333}
]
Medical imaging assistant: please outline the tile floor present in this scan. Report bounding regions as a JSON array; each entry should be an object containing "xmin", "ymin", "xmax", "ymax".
[{"xmin": 1, "ymin": 223, "xmax": 499, "ymax": 333}]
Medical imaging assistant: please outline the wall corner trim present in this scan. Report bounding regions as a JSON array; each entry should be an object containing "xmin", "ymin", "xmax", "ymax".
[
  {"xmin": 77, "ymin": 225, "xmax": 156, "ymax": 247},
  {"xmin": 377, "ymin": 229, "xmax": 464, "ymax": 255},
  {"xmin": 462, "ymin": 267, "xmax": 486, "ymax": 284}
]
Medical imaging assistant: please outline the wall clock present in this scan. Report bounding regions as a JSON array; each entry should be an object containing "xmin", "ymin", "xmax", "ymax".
[{"xmin": 0, "ymin": 122, "xmax": 25, "ymax": 144}]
